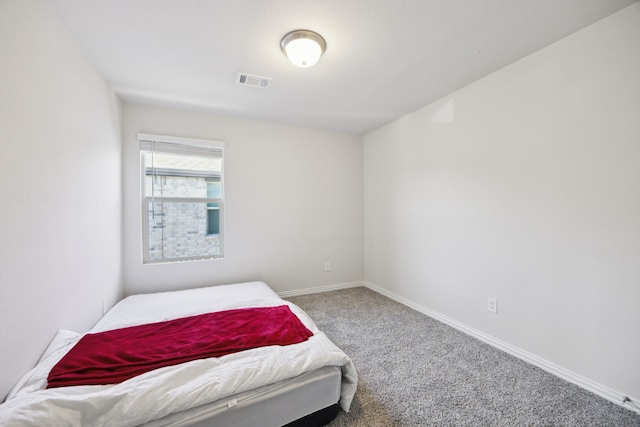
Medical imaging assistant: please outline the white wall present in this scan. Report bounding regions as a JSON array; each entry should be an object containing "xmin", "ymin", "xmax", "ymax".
[
  {"xmin": 0, "ymin": 0, "xmax": 123, "ymax": 400},
  {"xmin": 122, "ymin": 103, "xmax": 363, "ymax": 295},
  {"xmin": 364, "ymin": 3, "xmax": 640, "ymax": 401}
]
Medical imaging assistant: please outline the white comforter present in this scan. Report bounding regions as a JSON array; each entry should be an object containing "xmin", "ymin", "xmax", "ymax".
[{"xmin": 0, "ymin": 282, "xmax": 357, "ymax": 426}]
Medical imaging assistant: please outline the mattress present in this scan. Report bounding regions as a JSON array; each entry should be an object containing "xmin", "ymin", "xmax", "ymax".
[{"xmin": 0, "ymin": 282, "xmax": 357, "ymax": 426}]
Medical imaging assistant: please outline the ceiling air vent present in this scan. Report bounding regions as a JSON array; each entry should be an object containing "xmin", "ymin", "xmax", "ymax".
[{"xmin": 236, "ymin": 72, "xmax": 271, "ymax": 89}]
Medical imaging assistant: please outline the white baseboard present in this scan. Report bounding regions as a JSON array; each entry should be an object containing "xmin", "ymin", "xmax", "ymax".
[
  {"xmin": 277, "ymin": 281, "xmax": 363, "ymax": 299},
  {"xmin": 363, "ymin": 281, "xmax": 640, "ymax": 415}
]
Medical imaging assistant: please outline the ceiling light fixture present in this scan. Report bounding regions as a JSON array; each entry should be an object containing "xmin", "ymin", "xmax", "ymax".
[{"xmin": 280, "ymin": 30, "xmax": 326, "ymax": 68}]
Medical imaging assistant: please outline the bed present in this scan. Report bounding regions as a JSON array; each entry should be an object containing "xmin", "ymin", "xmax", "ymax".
[{"xmin": 0, "ymin": 281, "xmax": 357, "ymax": 426}]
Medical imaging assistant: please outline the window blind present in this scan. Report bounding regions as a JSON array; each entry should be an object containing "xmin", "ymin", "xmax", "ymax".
[{"xmin": 138, "ymin": 133, "xmax": 224, "ymax": 158}]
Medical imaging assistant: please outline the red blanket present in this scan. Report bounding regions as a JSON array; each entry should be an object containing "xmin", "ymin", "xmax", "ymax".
[{"xmin": 47, "ymin": 305, "xmax": 313, "ymax": 388}]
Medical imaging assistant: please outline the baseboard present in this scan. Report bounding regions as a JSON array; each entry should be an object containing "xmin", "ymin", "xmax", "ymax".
[
  {"xmin": 277, "ymin": 281, "xmax": 363, "ymax": 299},
  {"xmin": 363, "ymin": 281, "xmax": 640, "ymax": 415}
]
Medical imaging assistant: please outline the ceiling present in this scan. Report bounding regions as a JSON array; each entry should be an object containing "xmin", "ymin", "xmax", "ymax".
[{"xmin": 47, "ymin": 0, "xmax": 636, "ymax": 135}]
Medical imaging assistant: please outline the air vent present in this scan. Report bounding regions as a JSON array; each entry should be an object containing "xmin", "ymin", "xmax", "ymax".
[{"xmin": 236, "ymin": 72, "xmax": 271, "ymax": 89}]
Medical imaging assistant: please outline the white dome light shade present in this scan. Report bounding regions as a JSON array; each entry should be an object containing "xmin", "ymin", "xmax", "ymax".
[
  {"xmin": 284, "ymin": 38, "xmax": 322, "ymax": 67},
  {"xmin": 281, "ymin": 30, "xmax": 326, "ymax": 68}
]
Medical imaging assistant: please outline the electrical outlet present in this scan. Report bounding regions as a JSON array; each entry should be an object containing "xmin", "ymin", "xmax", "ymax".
[
  {"xmin": 324, "ymin": 262, "xmax": 331, "ymax": 272},
  {"xmin": 487, "ymin": 297, "xmax": 498, "ymax": 314}
]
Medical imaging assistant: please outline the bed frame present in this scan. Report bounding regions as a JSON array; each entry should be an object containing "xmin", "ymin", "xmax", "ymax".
[{"xmin": 150, "ymin": 366, "xmax": 342, "ymax": 426}]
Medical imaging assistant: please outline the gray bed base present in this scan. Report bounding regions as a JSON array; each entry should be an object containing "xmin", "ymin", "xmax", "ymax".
[{"xmin": 143, "ymin": 365, "xmax": 342, "ymax": 427}]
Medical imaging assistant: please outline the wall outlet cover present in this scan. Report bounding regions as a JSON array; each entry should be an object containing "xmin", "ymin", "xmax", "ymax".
[{"xmin": 487, "ymin": 297, "xmax": 498, "ymax": 314}]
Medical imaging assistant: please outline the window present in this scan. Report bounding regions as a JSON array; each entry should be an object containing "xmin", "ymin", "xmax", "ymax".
[{"xmin": 139, "ymin": 133, "xmax": 225, "ymax": 263}]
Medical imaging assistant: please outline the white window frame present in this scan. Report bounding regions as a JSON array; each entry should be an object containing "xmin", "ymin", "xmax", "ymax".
[{"xmin": 138, "ymin": 133, "xmax": 225, "ymax": 264}]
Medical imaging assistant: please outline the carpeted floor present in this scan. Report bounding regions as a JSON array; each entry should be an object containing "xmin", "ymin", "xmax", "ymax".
[{"xmin": 287, "ymin": 287, "xmax": 640, "ymax": 427}]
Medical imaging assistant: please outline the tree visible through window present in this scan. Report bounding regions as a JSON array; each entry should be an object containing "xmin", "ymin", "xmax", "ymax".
[{"xmin": 139, "ymin": 134, "xmax": 225, "ymax": 263}]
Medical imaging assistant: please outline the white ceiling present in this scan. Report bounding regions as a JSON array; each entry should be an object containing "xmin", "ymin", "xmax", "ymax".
[{"xmin": 47, "ymin": 0, "xmax": 636, "ymax": 135}]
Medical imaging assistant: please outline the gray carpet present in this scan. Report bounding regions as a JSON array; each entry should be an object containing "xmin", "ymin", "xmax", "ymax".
[{"xmin": 287, "ymin": 287, "xmax": 640, "ymax": 426}]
